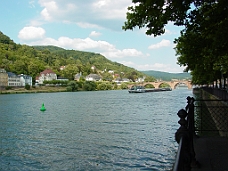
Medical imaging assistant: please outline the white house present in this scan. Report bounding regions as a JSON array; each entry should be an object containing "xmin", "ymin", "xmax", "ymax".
[
  {"xmin": 7, "ymin": 72, "xmax": 21, "ymax": 86},
  {"xmin": 85, "ymin": 74, "xmax": 101, "ymax": 81},
  {"xmin": 36, "ymin": 69, "xmax": 57, "ymax": 84},
  {"xmin": 108, "ymin": 70, "xmax": 114, "ymax": 74},
  {"xmin": 114, "ymin": 77, "xmax": 130, "ymax": 85},
  {"xmin": 19, "ymin": 74, "xmax": 32, "ymax": 86},
  {"xmin": 135, "ymin": 77, "xmax": 145, "ymax": 83}
]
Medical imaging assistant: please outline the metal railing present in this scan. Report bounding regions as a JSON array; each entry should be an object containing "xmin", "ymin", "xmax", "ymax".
[
  {"xmin": 173, "ymin": 90, "xmax": 228, "ymax": 170},
  {"xmin": 202, "ymin": 87, "xmax": 228, "ymax": 102},
  {"xmin": 194, "ymin": 87, "xmax": 228, "ymax": 136},
  {"xmin": 173, "ymin": 97, "xmax": 198, "ymax": 171},
  {"xmin": 194, "ymin": 99, "xmax": 228, "ymax": 136}
]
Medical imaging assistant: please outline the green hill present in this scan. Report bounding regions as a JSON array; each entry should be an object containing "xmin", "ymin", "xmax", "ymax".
[
  {"xmin": 0, "ymin": 31, "xmax": 190, "ymax": 82},
  {"xmin": 0, "ymin": 31, "xmax": 156, "ymax": 82},
  {"xmin": 33, "ymin": 45, "xmax": 65, "ymax": 52},
  {"xmin": 141, "ymin": 70, "xmax": 191, "ymax": 81}
]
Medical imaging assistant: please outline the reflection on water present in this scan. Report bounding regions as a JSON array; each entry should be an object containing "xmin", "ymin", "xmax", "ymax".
[{"xmin": 0, "ymin": 89, "xmax": 192, "ymax": 170}]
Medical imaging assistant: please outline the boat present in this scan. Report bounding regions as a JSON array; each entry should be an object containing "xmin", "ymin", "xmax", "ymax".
[
  {"xmin": 128, "ymin": 85, "xmax": 172, "ymax": 93},
  {"xmin": 128, "ymin": 85, "xmax": 146, "ymax": 93},
  {"xmin": 145, "ymin": 87, "xmax": 172, "ymax": 92}
]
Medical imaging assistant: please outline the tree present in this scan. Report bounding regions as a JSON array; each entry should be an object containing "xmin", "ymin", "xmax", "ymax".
[
  {"xmin": 97, "ymin": 82, "xmax": 112, "ymax": 90},
  {"xmin": 174, "ymin": 1, "xmax": 228, "ymax": 85},
  {"xmin": 66, "ymin": 81, "xmax": 78, "ymax": 92},
  {"xmin": 25, "ymin": 84, "xmax": 30, "ymax": 90},
  {"xmin": 83, "ymin": 81, "xmax": 97, "ymax": 91},
  {"xmin": 0, "ymin": 31, "xmax": 158, "ymax": 85},
  {"xmin": 123, "ymin": 0, "xmax": 228, "ymax": 85},
  {"xmin": 101, "ymin": 72, "xmax": 113, "ymax": 81},
  {"xmin": 0, "ymin": 31, "xmax": 13, "ymax": 44},
  {"xmin": 159, "ymin": 83, "xmax": 170, "ymax": 88},
  {"xmin": 123, "ymin": 0, "xmax": 196, "ymax": 36},
  {"xmin": 120, "ymin": 83, "xmax": 128, "ymax": 89},
  {"xmin": 63, "ymin": 64, "xmax": 79, "ymax": 80},
  {"xmin": 144, "ymin": 76, "xmax": 156, "ymax": 82}
]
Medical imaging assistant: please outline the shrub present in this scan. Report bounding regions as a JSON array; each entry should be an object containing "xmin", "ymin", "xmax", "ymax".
[
  {"xmin": 25, "ymin": 84, "xmax": 31, "ymax": 90},
  {"xmin": 83, "ymin": 81, "xmax": 96, "ymax": 91},
  {"xmin": 66, "ymin": 81, "xmax": 78, "ymax": 92},
  {"xmin": 5, "ymin": 86, "xmax": 12, "ymax": 90}
]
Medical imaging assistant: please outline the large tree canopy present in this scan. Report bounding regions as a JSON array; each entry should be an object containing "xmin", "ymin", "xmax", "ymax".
[
  {"xmin": 123, "ymin": 0, "xmax": 228, "ymax": 86},
  {"xmin": 123, "ymin": 0, "xmax": 212, "ymax": 36},
  {"xmin": 174, "ymin": 1, "xmax": 228, "ymax": 85}
]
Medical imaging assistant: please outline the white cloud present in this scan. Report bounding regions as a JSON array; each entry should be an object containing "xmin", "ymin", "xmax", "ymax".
[
  {"xmin": 29, "ymin": 0, "xmax": 36, "ymax": 8},
  {"xmin": 101, "ymin": 48, "xmax": 143, "ymax": 59},
  {"xmin": 77, "ymin": 22, "xmax": 101, "ymax": 29},
  {"xmin": 18, "ymin": 26, "xmax": 46, "ymax": 41},
  {"xmin": 29, "ymin": 37, "xmax": 112, "ymax": 51},
  {"xmin": 91, "ymin": 0, "xmax": 130, "ymax": 19},
  {"xmin": 36, "ymin": 0, "xmax": 132, "ymax": 30},
  {"xmin": 41, "ymin": 8, "xmax": 52, "ymax": 21},
  {"xmin": 39, "ymin": 0, "xmax": 77, "ymax": 21},
  {"xmin": 25, "ymin": 34, "xmax": 143, "ymax": 60},
  {"xmin": 89, "ymin": 31, "xmax": 101, "ymax": 37},
  {"xmin": 121, "ymin": 61, "xmax": 185, "ymax": 73},
  {"xmin": 148, "ymin": 39, "xmax": 171, "ymax": 49}
]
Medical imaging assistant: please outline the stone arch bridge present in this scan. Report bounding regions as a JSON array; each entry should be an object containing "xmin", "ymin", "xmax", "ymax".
[{"xmin": 128, "ymin": 80, "xmax": 192, "ymax": 89}]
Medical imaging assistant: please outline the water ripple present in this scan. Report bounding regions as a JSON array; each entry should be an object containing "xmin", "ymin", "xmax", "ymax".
[{"xmin": 0, "ymin": 89, "xmax": 192, "ymax": 170}]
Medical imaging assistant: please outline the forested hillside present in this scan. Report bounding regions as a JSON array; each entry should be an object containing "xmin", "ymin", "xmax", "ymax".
[
  {"xmin": 0, "ymin": 31, "xmax": 156, "ymax": 82},
  {"xmin": 141, "ymin": 70, "xmax": 191, "ymax": 81}
]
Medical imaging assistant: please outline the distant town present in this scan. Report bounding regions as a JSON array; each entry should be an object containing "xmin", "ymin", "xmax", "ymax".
[{"xmin": 0, "ymin": 66, "xmax": 146, "ymax": 91}]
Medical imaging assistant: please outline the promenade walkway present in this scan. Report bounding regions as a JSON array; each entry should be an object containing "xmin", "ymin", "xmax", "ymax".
[{"xmin": 192, "ymin": 136, "xmax": 228, "ymax": 171}]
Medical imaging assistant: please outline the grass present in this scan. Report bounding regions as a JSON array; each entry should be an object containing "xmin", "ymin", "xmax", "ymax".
[{"xmin": 0, "ymin": 86, "xmax": 67, "ymax": 94}]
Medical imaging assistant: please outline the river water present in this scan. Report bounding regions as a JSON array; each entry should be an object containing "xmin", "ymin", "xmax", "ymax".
[{"xmin": 0, "ymin": 89, "xmax": 193, "ymax": 171}]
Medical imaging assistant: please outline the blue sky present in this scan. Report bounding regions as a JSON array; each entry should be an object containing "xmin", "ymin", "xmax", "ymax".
[{"xmin": 0, "ymin": 0, "xmax": 186, "ymax": 73}]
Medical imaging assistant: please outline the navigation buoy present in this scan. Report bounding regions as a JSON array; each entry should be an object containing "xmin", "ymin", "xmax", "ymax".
[{"xmin": 40, "ymin": 103, "xmax": 46, "ymax": 111}]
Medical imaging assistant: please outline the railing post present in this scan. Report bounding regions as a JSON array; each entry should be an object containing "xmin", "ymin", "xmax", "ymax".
[
  {"xmin": 186, "ymin": 96, "xmax": 196, "ymax": 136},
  {"xmin": 175, "ymin": 109, "xmax": 191, "ymax": 171},
  {"xmin": 174, "ymin": 97, "xmax": 200, "ymax": 171},
  {"xmin": 186, "ymin": 96, "xmax": 200, "ymax": 168}
]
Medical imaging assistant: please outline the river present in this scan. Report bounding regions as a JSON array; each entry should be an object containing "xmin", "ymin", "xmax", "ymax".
[{"xmin": 0, "ymin": 89, "xmax": 193, "ymax": 171}]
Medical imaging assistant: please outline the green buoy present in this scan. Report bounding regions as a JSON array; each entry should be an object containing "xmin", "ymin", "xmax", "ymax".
[{"xmin": 40, "ymin": 103, "xmax": 46, "ymax": 111}]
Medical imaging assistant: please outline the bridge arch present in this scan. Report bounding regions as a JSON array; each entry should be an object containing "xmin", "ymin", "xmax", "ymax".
[{"xmin": 128, "ymin": 80, "xmax": 192, "ymax": 89}]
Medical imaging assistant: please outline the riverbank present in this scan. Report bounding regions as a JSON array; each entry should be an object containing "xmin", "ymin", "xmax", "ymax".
[{"xmin": 0, "ymin": 86, "xmax": 67, "ymax": 94}]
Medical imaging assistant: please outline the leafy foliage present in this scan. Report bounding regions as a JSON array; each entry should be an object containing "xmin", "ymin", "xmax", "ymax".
[
  {"xmin": 120, "ymin": 83, "xmax": 128, "ymax": 89},
  {"xmin": 66, "ymin": 81, "xmax": 78, "ymax": 92},
  {"xmin": 0, "ymin": 31, "xmax": 154, "ymax": 84},
  {"xmin": 83, "ymin": 81, "xmax": 97, "ymax": 91},
  {"xmin": 25, "ymin": 84, "xmax": 30, "ymax": 90},
  {"xmin": 97, "ymin": 82, "xmax": 113, "ymax": 90},
  {"xmin": 123, "ymin": 0, "xmax": 228, "ymax": 86},
  {"xmin": 174, "ymin": 1, "xmax": 228, "ymax": 85},
  {"xmin": 144, "ymin": 84, "xmax": 155, "ymax": 88}
]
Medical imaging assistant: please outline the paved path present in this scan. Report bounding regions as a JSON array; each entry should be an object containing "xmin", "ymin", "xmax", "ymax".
[{"xmin": 192, "ymin": 136, "xmax": 228, "ymax": 171}]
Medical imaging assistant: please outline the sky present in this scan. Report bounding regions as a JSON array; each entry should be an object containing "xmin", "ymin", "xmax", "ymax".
[{"xmin": 0, "ymin": 0, "xmax": 186, "ymax": 73}]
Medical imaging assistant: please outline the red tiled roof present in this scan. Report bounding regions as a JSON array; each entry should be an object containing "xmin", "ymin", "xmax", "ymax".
[{"xmin": 40, "ymin": 69, "xmax": 55, "ymax": 74}]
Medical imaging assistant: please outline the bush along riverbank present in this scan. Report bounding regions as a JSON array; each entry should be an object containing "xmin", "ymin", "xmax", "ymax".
[
  {"xmin": 0, "ymin": 81, "xmax": 132, "ymax": 94},
  {"xmin": 0, "ymin": 86, "xmax": 67, "ymax": 94}
]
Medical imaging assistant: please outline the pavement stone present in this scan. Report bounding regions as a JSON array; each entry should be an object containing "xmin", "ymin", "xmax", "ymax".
[{"xmin": 191, "ymin": 136, "xmax": 228, "ymax": 171}]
